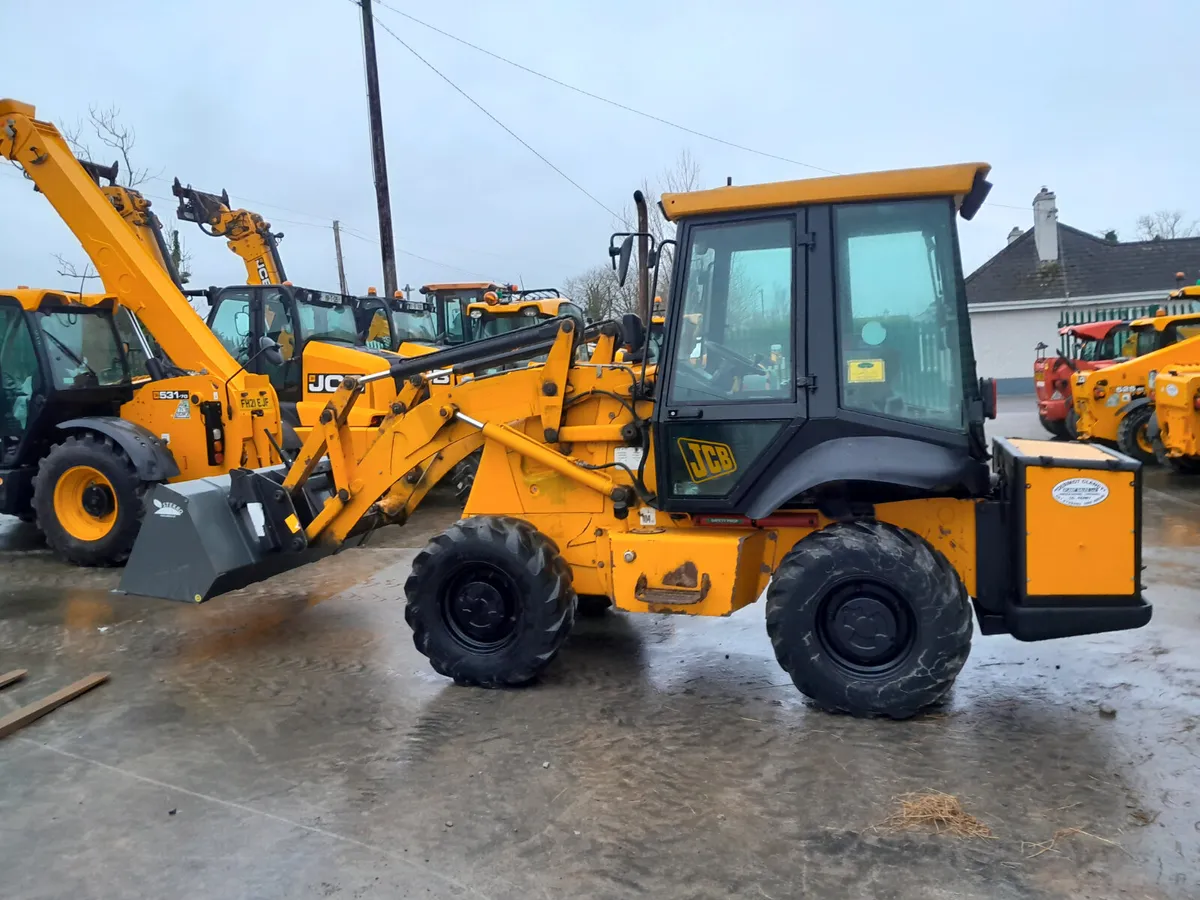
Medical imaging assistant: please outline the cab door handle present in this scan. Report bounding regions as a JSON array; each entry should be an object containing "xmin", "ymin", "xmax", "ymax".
[{"xmin": 667, "ymin": 408, "xmax": 703, "ymax": 419}]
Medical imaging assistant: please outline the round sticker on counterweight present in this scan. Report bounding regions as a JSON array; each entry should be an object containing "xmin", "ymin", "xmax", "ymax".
[{"xmin": 1051, "ymin": 477, "xmax": 1109, "ymax": 507}]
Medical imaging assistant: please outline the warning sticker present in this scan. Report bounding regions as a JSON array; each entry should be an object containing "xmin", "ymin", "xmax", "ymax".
[
  {"xmin": 173, "ymin": 399, "xmax": 191, "ymax": 419},
  {"xmin": 614, "ymin": 446, "xmax": 644, "ymax": 469},
  {"xmin": 847, "ymin": 359, "xmax": 886, "ymax": 383}
]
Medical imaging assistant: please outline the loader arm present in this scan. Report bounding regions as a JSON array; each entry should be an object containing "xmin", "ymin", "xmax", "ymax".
[
  {"xmin": 0, "ymin": 99, "xmax": 246, "ymax": 385},
  {"xmin": 77, "ymin": 160, "xmax": 184, "ymax": 290},
  {"xmin": 172, "ymin": 178, "xmax": 287, "ymax": 285}
]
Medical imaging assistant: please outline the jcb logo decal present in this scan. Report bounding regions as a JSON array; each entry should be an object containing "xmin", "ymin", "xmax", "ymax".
[
  {"xmin": 308, "ymin": 373, "xmax": 347, "ymax": 393},
  {"xmin": 255, "ymin": 258, "xmax": 270, "ymax": 283},
  {"xmin": 678, "ymin": 438, "xmax": 737, "ymax": 483}
]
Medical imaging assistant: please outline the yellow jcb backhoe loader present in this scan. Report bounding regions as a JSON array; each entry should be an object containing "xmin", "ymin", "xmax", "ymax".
[
  {"xmin": 117, "ymin": 163, "xmax": 1149, "ymax": 720},
  {"xmin": 0, "ymin": 97, "xmax": 301, "ymax": 564}
]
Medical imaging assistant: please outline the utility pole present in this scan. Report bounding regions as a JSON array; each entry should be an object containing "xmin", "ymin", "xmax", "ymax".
[
  {"xmin": 359, "ymin": 0, "xmax": 398, "ymax": 297},
  {"xmin": 332, "ymin": 220, "xmax": 349, "ymax": 295}
]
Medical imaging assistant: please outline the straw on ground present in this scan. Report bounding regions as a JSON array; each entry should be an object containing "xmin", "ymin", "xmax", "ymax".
[{"xmin": 873, "ymin": 791, "xmax": 993, "ymax": 839}]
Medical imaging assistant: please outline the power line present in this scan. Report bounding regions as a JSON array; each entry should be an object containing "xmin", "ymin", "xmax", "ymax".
[
  {"xmin": 373, "ymin": 0, "xmax": 839, "ymax": 176},
  {"xmin": 365, "ymin": 6, "xmax": 621, "ymax": 220},
  {"xmin": 338, "ymin": 226, "xmax": 492, "ymax": 278},
  {"xmin": 371, "ymin": 2, "xmax": 1048, "ymax": 212}
]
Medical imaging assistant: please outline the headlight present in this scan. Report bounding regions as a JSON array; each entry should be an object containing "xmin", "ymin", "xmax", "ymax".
[
  {"xmin": 523, "ymin": 307, "xmax": 539, "ymax": 317},
  {"xmin": 1148, "ymin": 370, "xmax": 1157, "ymax": 389}
]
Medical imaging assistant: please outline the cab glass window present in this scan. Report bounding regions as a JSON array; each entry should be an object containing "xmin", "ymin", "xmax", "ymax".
[
  {"xmin": 210, "ymin": 293, "xmax": 252, "ymax": 363},
  {"xmin": 37, "ymin": 310, "xmax": 129, "ymax": 388},
  {"xmin": 668, "ymin": 218, "xmax": 794, "ymax": 404},
  {"xmin": 834, "ymin": 200, "xmax": 966, "ymax": 430},
  {"xmin": 0, "ymin": 306, "xmax": 42, "ymax": 456},
  {"xmin": 293, "ymin": 290, "xmax": 359, "ymax": 346}
]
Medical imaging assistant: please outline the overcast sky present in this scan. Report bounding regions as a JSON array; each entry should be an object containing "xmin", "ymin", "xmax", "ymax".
[{"xmin": 3, "ymin": 0, "xmax": 1197, "ymax": 298}]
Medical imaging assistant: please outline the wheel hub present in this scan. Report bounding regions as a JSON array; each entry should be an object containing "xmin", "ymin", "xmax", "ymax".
[
  {"xmin": 830, "ymin": 596, "xmax": 897, "ymax": 664},
  {"xmin": 81, "ymin": 483, "xmax": 115, "ymax": 519},
  {"xmin": 443, "ymin": 567, "xmax": 519, "ymax": 651},
  {"xmin": 818, "ymin": 583, "xmax": 913, "ymax": 673}
]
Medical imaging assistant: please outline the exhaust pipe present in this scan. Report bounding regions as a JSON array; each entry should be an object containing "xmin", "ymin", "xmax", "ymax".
[
  {"xmin": 634, "ymin": 190, "xmax": 651, "ymax": 326},
  {"xmin": 117, "ymin": 466, "xmax": 334, "ymax": 603}
]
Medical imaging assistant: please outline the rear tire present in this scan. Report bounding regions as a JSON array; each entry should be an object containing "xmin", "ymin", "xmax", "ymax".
[
  {"xmin": 576, "ymin": 594, "xmax": 613, "ymax": 617},
  {"xmin": 451, "ymin": 450, "xmax": 481, "ymax": 505},
  {"xmin": 1038, "ymin": 413, "xmax": 1068, "ymax": 440},
  {"xmin": 32, "ymin": 433, "xmax": 150, "ymax": 566},
  {"xmin": 1151, "ymin": 417, "xmax": 1200, "ymax": 474},
  {"xmin": 1064, "ymin": 407, "xmax": 1081, "ymax": 440},
  {"xmin": 1117, "ymin": 404, "xmax": 1157, "ymax": 465},
  {"xmin": 765, "ymin": 520, "xmax": 972, "ymax": 719},
  {"xmin": 404, "ymin": 516, "xmax": 575, "ymax": 686}
]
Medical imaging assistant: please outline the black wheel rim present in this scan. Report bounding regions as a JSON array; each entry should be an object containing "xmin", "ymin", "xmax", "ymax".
[
  {"xmin": 81, "ymin": 483, "xmax": 115, "ymax": 518},
  {"xmin": 440, "ymin": 563, "xmax": 520, "ymax": 653},
  {"xmin": 816, "ymin": 581, "xmax": 916, "ymax": 677}
]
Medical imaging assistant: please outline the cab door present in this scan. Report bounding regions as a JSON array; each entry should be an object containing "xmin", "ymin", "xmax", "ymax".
[{"xmin": 653, "ymin": 212, "xmax": 807, "ymax": 512}]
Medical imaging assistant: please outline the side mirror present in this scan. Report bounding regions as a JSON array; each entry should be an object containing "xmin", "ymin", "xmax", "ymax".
[
  {"xmin": 234, "ymin": 309, "xmax": 250, "ymax": 338},
  {"xmin": 612, "ymin": 235, "xmax": 635, "ymax": 288},
  {"xmin": 979, "ymin": 377, "xmax": 998, "ymax": 420},
  {"xmin": 258, "ymin": 335, "xmax": 284, "ymax": 367},
  {"xmin": 620, "ymin": 313, "xmax": 645, "ymax": 354}
]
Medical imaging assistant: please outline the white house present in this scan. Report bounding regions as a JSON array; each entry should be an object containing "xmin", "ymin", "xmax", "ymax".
[{"xmin": 965, "ymin": 189, "xmax": 1200, "ymax": 392}]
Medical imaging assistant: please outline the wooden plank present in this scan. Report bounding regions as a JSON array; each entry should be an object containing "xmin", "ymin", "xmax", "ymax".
[
  {"xmin": 0, "ymin": 669, "xmax": 28, "ymax": 690},
  {"xmin": 0, "ymin": 673, "xmax": 108, "ymax": 740}
]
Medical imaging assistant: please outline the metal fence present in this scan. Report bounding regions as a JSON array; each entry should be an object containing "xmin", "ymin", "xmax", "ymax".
[{"xmin": 1056, "ymin": 301, "xmax": 1198, "ymax": 355}]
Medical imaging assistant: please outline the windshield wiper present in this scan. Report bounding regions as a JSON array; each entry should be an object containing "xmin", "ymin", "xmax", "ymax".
[{"xmin": 42, "ymin": 330, "xmax": 99, "ymax": 378}]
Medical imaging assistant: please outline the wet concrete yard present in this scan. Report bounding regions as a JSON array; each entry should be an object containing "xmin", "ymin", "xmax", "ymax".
[{"xmin": 1, "ymin": 399, "xmax": 1198, "ymax": 899}]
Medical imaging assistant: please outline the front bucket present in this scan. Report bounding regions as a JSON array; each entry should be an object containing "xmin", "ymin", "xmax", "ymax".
[{"xmin": 118, "ymin": 469, "xmax": 332, "ymax": 603}]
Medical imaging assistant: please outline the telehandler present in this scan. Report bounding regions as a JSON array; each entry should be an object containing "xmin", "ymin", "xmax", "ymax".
[
  {"xmin": 1070, "ymin": 296, "xmax": 1200, "ymax": 462},
  {"xmin": 172, "ymin": 179, "xmax": 287, "ymax": 286},
  {"xmin": 1033, "ymin": 318, "xmax": 1128, "ymax": 439},
  {"xmin": 118, "ymin": 162, "xmax": 1149, "ymax": 719},
  {"xmin": 1, "ymin": 98, "xmax": 292, "ymax": 564}
]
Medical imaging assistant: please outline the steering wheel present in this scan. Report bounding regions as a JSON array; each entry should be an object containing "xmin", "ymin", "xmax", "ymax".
[{"xmin": 704, "ymin": 341, "xmax": 765, "ymax": 391}]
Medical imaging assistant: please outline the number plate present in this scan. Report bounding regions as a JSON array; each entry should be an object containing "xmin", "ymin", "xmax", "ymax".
[{"xmin": 239, "ymin": 396, "xmax": 272, "ymax": 411}]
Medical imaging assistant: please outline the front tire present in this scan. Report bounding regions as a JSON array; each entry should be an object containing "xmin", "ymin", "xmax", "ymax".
[
  {"xmin": 32, "ymin": 433, "xmax": 151, "ymax": 566},
  {"xmin": 765, "ymin": 520, "xmax": 972, "ymax": 719},
  {"xmin": 404, "ymin": 516, "xmax": 576, "ymax": 686},
  {"xmin": 1117, "ymin": 404, "xmax": 1157, "ymax": 465}
]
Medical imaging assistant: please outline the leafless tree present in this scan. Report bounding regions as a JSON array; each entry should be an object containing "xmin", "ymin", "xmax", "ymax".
[
  {"xmin": 62, "ymin": 104, "xmax": 157, "ymax": 188},
  {"xmin": 564, "ymin": 264, "xmax": 637, "ymax": 321},
  {"xmin": 56, "ymin": 105, "xmax": 192, "ymax": 286},
  {"xmin": 562, "ymin": 151, "xmax": 703, "ymax": 319},
  {"xmin": 53, "ymin": 254, "xmax": 100, "ymax": 295},
  {"xmin": 1135, "ymin": 209, "xmax": 1199, "ymax": 241}
]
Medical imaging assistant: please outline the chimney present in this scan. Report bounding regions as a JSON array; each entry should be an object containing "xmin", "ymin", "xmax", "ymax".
[
  {"xmin": 1007, "ymin": 226, "xmax": 1023, "ymax": 245},
  {"xmin": 1033, "ymin": 187, "xmax": 1058, "ymax": 263}
]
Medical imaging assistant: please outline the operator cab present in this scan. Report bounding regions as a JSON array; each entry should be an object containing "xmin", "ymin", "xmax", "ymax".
[
  {"xmin": 358, "ymin": 292, "xmax": 438, "ymax": 351},
  {"xmin": 0, "ymin": 292, "xmax": 137, "ymax": 513},
  {"xmin": 465, "ymin": 289, "xmax": 585, "ymax": 342},
  {"xmin": 206, "ymin": 283, "xmax": 373, "ymax": 402},
  {"xmin": 628, "ymin": 163, "xmax": 994, "ymax": 512},
  {"xmin": 419, "ymin": 282, "xmax": 509, "ymax": 345},
  {"xmin": 1126, "ymin": 309, "xmax": 1200, "ymax": 356}
]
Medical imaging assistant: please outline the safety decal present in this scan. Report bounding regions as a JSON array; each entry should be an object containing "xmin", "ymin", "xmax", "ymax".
[{"xmin": 847, "ymin": 359, "xmax": 886, "ymax": 383}]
